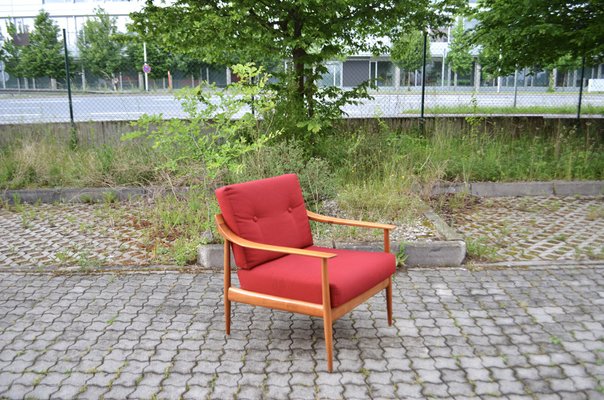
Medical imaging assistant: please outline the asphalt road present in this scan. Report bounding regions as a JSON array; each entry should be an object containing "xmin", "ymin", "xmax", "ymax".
[{"xmin": 0, "ymin": 92, "xmax": 603, "ymax": 124}]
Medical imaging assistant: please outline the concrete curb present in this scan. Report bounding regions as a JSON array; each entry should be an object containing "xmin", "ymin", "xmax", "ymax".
[
  {"xmin": 1, "ymin": 186, "xmax": 189, "ymax": 204},
  {"xmin": 431, "ymin": 180, "xmax": 604, "ymax": 197},
  {"xmin": 400, "ymin": 209, "xmax": 466, "ymax": 267},
  {"xmin": 197, "ymin": 208, "xmax": 468, "ymax": 269},
  {"xmin": 467, "ymin": 259, "xmax": 604, "ymax": 269},
  {"xmin": 3, "ymin": 180, "xmax": 602, "ymax": 204}
]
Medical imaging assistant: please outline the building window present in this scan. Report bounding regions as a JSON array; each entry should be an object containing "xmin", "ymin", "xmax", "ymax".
[
  {"xmin": 370, "ymin": 61, "xmax": 394, "ymax": 87},
  {"xmin": 319, "ymin": 62, "xmax": 342, "ymax": 87}
]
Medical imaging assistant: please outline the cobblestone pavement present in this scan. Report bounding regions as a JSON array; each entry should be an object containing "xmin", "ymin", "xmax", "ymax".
[
  {"xmin": 0, "ymin": 203, "xmax": 152, "ymax": 268},
  {"xmin": 1, "ymin": 266, "xmax": 604, "ymax": 399},
  {"xmin": 450, "ymin": 196, "xmax": 604, "ymax": 263}
]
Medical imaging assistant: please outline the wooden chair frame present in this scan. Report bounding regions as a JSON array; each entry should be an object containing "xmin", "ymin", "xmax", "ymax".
[{"xmin": 215, "ymin": 210, "xmax": 396, "ymax": 372}]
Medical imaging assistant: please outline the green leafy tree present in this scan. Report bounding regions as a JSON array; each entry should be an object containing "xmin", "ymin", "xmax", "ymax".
[
  {"xmin": 20, "ymin": 11, "xmax": 65, "ymax": 80},
  {"xmin": 77, "ymin": 8, "xmax": 124, "ymax": 81},
  {"xmin": 391, "ymin": 30, "xmax": 431, "ymax": 87},
  {"xmin": 131, "ymin": 0, "xmax": 464, "ymax": 126},
  {"xmin": 446, "ymin": 19, "xmax": 473, "ymax": 86},
  {"xmin": 468, "ymin": 0, "xmax": 603, "ymax": 73},
  {"xmin": 0, "ymin": 23, "xmax": 26, "ymax": 79}
]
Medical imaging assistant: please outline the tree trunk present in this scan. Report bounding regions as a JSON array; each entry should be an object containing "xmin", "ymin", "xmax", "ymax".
[{"xmin": 291, "ymin": 11, "xmax": 312, "ymax": 117}]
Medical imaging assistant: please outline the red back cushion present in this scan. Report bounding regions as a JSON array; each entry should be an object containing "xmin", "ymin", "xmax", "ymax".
[{"xmin": 215, "ymin": 174, "xmax": 314, "ymax": 269}]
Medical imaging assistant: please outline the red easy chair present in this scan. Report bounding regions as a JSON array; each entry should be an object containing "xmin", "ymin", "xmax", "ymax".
[{"xmin": 214, "ymin": 174, "xmax": 396, "ymax": 372}]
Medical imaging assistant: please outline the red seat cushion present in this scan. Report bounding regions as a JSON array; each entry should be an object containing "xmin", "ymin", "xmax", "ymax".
[
  {"xmin": 215, "ymin": 174, "xmax": 313, "ymax": 269},
  {"xmin": 237, "ymin": 246, "xmax": 396, "ymax": 307}
]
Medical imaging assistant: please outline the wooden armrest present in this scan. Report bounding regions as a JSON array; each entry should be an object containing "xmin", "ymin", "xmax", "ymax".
[
  {"xmin": 215, "ymin": 215, "xmax": 337, "ymax": 260},
  {"xmin": 307, "ymin": 210, "xmax": 396, "ymax": 230}
]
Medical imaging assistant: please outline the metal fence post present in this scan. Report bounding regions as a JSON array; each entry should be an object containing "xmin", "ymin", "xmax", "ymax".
[
  {"xmin": 577, "ymin": 54, "xmax": 586, "ymax": 122},
  {"xmin": 62, "ymin": 29, "xmax": 77, "ymax": 148},
  {"xmin": 420, "ymin": 31, "xmax": 428, "ymax": 132}
]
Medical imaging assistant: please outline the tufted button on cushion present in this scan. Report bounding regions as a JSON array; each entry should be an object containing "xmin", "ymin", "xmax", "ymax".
[{"xmin": 215, "ymin": 174, "xmax": 314, "ymax": 269}]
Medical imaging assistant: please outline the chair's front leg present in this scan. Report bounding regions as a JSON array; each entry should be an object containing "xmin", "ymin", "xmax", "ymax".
[
  {"xmin": 386, "ymin": 277, "xmax": 393, "ymax": 326},
  {"xmin": 224, "ymin": 240, "xmax": 231, "ymax": 335},
  {"xmin": 384, "ymin": 229, "xmax": 393, "ymax": 326},
  {"xmin": 321, "ymin": 258, "xmax": 333, "ymax": 372}
]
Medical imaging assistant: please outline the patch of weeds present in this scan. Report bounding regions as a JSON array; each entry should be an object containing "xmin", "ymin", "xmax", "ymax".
[
  {"xmin": 543, "ymin": 199, "xmax": 562, "ymax": 212},
  {"xmin": 575, "ymin": 246, "xmax": 604, "ymax": 260},
  {"xmin": 129, "ymin": 188, "xmax": 219, "ymax": 265},
  {"xmin": 515, "ymin": 198, "xmax": 533, "ymax": 213},
  {"xmin": 360, "ymin": 368, "xmax": 370, "ymax": 379},
  {"xmin": 106, "ymin": 315, "xmax": 118, "ymax": 326},
  {"xmin": 77, "ymin": 251, "xmax": 100, "ymax": 271},
  {"xmin": 171, "ymin": 238, "xmax": 200, "ymax": 266},
  {"xmin": 550, "ymin": 336, "xmax": 562, "ymax": 345},
  {"xmin": 55, "ymin": 251, "xmax": 74, "ymax": 265},
  {"xmin": 11, "ymin": 195, "xmax": 23, "ymax": 212},
  {"xmin": 18, "ymin": 207, "xmax": 38, "ymax": 229},
  {"xmin": 79, "ymin": 194, "xmax": 96, "ymax": 204},
  {"xmin": 77, "ymin": 385, "xmax": 88, "ymax": 395},
  {"xmin": 553, "ymin": 234, "xmax": 568, "ymax": 242},
  {"xmin": 32, "ymin": 376, "xmax": 43, "ymax": 386},
  {"xmin": 163, "ymin": 363, "xmax": 173, "ymax": 379},
  {"xmin": 79, "ymin": 222, "xmax": 95, "ymax": 233},
  {"xmin": 103, "ymin": 191, "xmax": 118, "ymax": 204},
  {"xmin": 465, "ymin": 236, "xmax": 500, "ymax": 262},
  {"xmin": 430, "ymin": 192, "xmax": 480, "ymax": 218},
  {"xmin": 586, "ymin": 247, "xmax": 604, "ymax": 260},
  {"xmin": 396, "ymin": 244, "xmax": 408, "ymax": 266},
  {"xmin": 586, "ymin": 205, "xmax": 604, "ymax": 221}
]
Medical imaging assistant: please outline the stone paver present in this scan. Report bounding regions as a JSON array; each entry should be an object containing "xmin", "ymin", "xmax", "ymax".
[
  {"xmin": 1, "ymin": 266, "xmax": 604, "ymax": 399},
  {"xmin": 0, "ymin": 203, "xmax": 151, "ymax": 268},
  {"xmin": 450, "ymin": 196, "xmax": 604, "ymax": 262}
]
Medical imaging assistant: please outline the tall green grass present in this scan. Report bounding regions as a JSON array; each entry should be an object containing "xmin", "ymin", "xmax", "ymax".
[
  {"xmin": 0, "ymin": 138, "xmax": 162, "ymax": 189},
  {"xmin": 317, "ymin": 124, "xmax": 604, "ymax": 184},
  {"xmin": 2, "ymin": 122, "xmax": 602, "ymax": 191}
]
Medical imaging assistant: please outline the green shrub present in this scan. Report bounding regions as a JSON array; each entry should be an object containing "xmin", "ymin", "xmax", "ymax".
[
  {"xmin": 123, "ymin": 63, "xmax": 278, "ymax": 182},
  {"xmin": 232, "ymin": 140, "xmax": 335, "ymax": 207}
]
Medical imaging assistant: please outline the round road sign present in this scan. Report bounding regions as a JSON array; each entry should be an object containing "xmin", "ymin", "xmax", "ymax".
[{"xmin": 142, "ymin": 63, "xmax": 151, "ymax": 74}]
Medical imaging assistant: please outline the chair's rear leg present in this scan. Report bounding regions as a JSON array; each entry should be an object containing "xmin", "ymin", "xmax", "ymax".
[
  {"xmin": 225, "ymin": 301, "xmax": 231, "ymax": 335},
  {"xmin": 224, "ymin": 240, "xmax": 231, "ymax": 335},
  {"xmin": 386, "ymin": 277, "xmax": 393, "ymax": 326}
]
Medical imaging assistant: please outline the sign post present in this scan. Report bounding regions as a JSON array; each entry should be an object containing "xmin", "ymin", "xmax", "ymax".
[
  {"xmin": 143, "ymin": 41, "xmax": 149, "ymax": 91},
  {"xmin": 0, "ymin": 61, "xmax": 6, "ymax": 89},
  {"xmin": 142, "ymin": 63, "xmax": 151, "ymax": 91}
]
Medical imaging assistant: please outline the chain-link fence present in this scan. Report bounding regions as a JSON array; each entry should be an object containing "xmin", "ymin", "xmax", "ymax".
[{"xmin": 1, "ymin": 32, "xmax": 603, "ymax": 125}]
